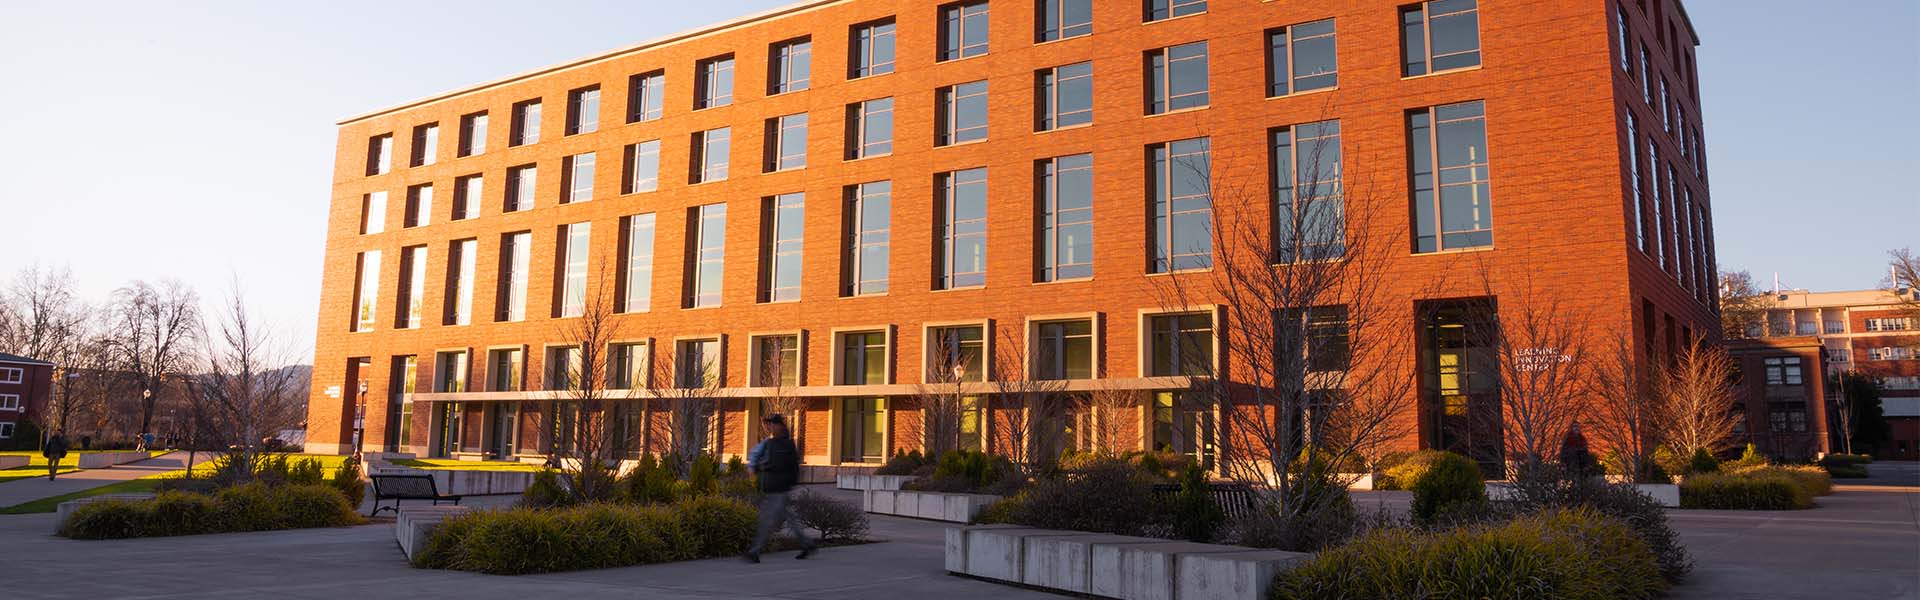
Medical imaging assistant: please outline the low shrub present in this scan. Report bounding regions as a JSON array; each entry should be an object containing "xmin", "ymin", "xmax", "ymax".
[
  {"xmin": 1499, "ymin": 469, "xmax": 1692, "ymax": 582},
  {"xmin": 1602, "ymin": 450, "xmax": 1673, "ymax": 484},
  {"xmin": 978, "ymin": 459, "xmax": 1166, "ymax": 536},
  {"xmin": 59, "ymin": 500, "xmax": 149, "ymax": 539},
  {"xmin": 1819, "ymin": 454, "xmax": 1872, "ymax": 478},
  {"xmin": 672, "ymin": 495, "xmax": 757, "ymax": 558},
  {"xmin": 1822, "ymin": 453, "xmax": 1873, "ymax": 466},
  {"xmin": 1825, "ymin": 463, "xmax": 1869, "ymax": 478},
  {"xmin": 1170, "ymin": 465, "xmax": 1225, "ymax": 543},
  {"xmin": 875, "ymin": 449, "xmax": 928, "ymax": 475},
  {"xmin": 621, "ymin": 455, "xmax": 679, "ymax": 504},
  {"xmin": 1687, "ymin": 447, "xmax": 1721, "ymax": 474},
  {"xmin": 288, "ymin": 458, "xmax": 326, "ymax": 486},
  {"xmin": 59, "ymin": 483, "xmax": 362, "ymax": 539},
  {"xmin": 685, "ymin": 454, "xmax": 721, "ymax": 496},
  {"xmin": 422, "ymin": 499, "xmax": 757, "ymax": 574},
  {"xmin": 1375, "ymin": 449, "xmax": 1450, "ymax": 491},
  {"xmin": 1409, "ymin": 451, "xmax": 1486, "ymax": 524},
  {"xmin": 1219, "ymin": 476, "xmax": 1361, "ymax": 552},
  {"xmin": 1270, "ymin": 508, "xmax": 1665, "ymax": 600},
  {"xmin": 907, "ymin": 449, "xmax": 1021, "ymax": 494},
  {"xmin": 522, "ymin": 469, "xmax": 575, "ymax": 508},
  {"xmin": 1767, "ymin": 465, "xmax": 1834, "ymax": 497},
  {"xmin": 412, "ymin": 510, "xmax": 483, "ymax": 569},
  {"xmin": 791, "ymin": 488, "xmax": 870, "ymax": 542},
  {"xmin": 1680, "ymin": 471, "xmax": 1812, "ymax": 510}
]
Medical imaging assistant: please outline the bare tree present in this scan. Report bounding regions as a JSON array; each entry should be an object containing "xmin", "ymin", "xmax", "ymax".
[
  {"xmin": 45, "ymin": 325, "xmax": 119, "ymax": 435},
  {"xmin": 187, "ymin": 284, "xmax": 307, "ymax": 475},
  {"xmin": 655, "ymin": 342, "xmax": 723, "ymax": 475},
  {"xmin": 752, "ymin": 335, "xmax": 805, "ymax": 454},
  {"xmin": 0, "ymin": 264, "xmax": 90, "ymax": 363},
  {"xmin": 1086, "ymin": 383, "xmax": 1143, "ymax": 455},
  {"xmin": 107, "ymin": 279, "xmax": 202, "ymax": 436},
  {"xmin": 1656, "ymin": 341, "xmax": 1741, "ymax": 457},
  {"xmin": 1885, "ymin": 247, "xmax": 1920, "ymax": 317},
  {"xmin": 1470, "ymin": 264, "xmax": 1592, "ymax": 479},
  {"xmin": 1588, "ymin": 331, "xmax": 1662, "ymax": 481},
  {"xmin": 916, "ymin": 330, "xmax": 980, "ymax": 458},
  {"xmin": 989, "ymin": 326, "xmax": 1069, "ymax": 470},
  {"xmin": 546, "ymin": 273, "xmax": 623, "ymax": 500},
  {"xmin": 1717, "ymin": 270, "xmax": 1771, "ymax": 339}
]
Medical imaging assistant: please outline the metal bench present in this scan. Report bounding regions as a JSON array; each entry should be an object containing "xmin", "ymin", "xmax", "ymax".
[
  {"xmin": 1152, "ymin": 482, "xmax": 1260, "ymax": 520},
  {"xmin": 368, "ymin": 473, "xmax": 463, "ymax": 517}
]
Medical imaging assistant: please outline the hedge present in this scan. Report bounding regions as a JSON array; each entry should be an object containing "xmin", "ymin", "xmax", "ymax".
[
  {"xmin": 59, "ymin": 483, "xmax": 364, "ymax": 539},
  {"xmin": 415, "ymin": 496, "xmax": 758, "ymax": 575},
  {"xmin": 1270, "ymin": 508, "xmax": 1665, "ymax": 600},
  {"xmin": 1680, "ymin": 472, "xmax": 1813, "ymax": 510}
]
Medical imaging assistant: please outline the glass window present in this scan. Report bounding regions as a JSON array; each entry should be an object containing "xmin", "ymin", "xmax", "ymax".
[
  {"xmin": 1150, "ymin": 313, "xmax": 1213, "ymax": 376},
  {"xmin": 755, "ymin": 335, "xmax": 801, "ymax": 386},
  {"xmin": 692, "ymin": 127, "xmax": 730, "ymax": 183},
  {"xmin": 404, "ymin": 185, "xmax": 432, "ymax": 228},
  {"xmin": 929, "ymin": 325, "xmax": 985, "ymax": 382},
  {"xmin": 1626, "ymin": 113, "xmax": 1644, "ymax": 252},
  {"xmin": 1149, "ymin": 137, "xmax": 1212, "ymax": 273},
  {"xmin": 1038, "ymin": 0, "xmax": 1092, "ymax": 41},
  {"xmin": 851, "ymin": 19, "xmax": 897, "ymax": 78},
  {"xmin": 566, "ymin": 86, "xmax": 599, "ymax": 135},
  {"xmin": 1272, "ymin": 120, "xmax": 1344, "ymax": 262},
  {"xmin": 506, "ymin": 164, "xmax": 536, "ymax": 212},
  {"xmin": 938, "ymin": 80, "xmax": 989, "ymax": 146},
  {"xmin": 353, "ymin": 250, "xmax": 380, "ymax": 332},
  {"xmin": 938, "ymin": 168, "xmax": 988, "ymax": 289},
  {"xmin": 1616, "ymin": 5, "xmax": 1631, "ymax": 73},
  {"xmin": 1401, "ymin": 0, "xmax": 1481, "ymax": 76},
  {"xmin": 411, "ymin": 123, "xmax": 438, "ymax": 167},
  {"xmin": 762, "ymin": 193, "xmax": 804, "ymax": 303},
  {"xmin": 459, "ymin": 112, "xmax": 487, "ymax": 156},
  {"xmin": 839, "ymin": 397, "xmax": 886, "ymax": 462},
  {"xmin": 1036, "ymin": 320, "xmax": 1093, "ymax": 379},
  {"xmin": 558, "ymin": 222, "xmax": 590, "ymax": 318},
  {"xmin": 1280, "ymin": 306, "xmax": 1350, "ymax": 371},
  {"xmin": 565, "ymin": 152, "xmax": 594, "ymax": 203},
  {"xmin": 1039, "ymin": 153, "xmax": 1093, "ymax": 281},
  {"xmin": 1038, "ymin": 62, "xmax": 1093, "ymax": 130},
  {"xmin": 610, "ymin": 343, "xmax": 648, "ymax": 390},
  {"xmin": 770, "ymin": 38, "xmax": 811, "ymax": 94},
  {"xmin": 940, "ymin": 2, "xmax": 990, "ymax": 61},
  {"xmin": 628, "ymin": 71, "xmax": 665, "ymax": 122},
  {"xmin": 688, "ymin": 204, "xmax": 726, "ymax": 308},
  {"xmin": 626, "ymin": 140, "xmax": 660, "ymax": 193},
  {"xmin": 1148, "ymin": 41, "xmax": 1208, "ymax": 114},
  {"xmin": 848, "ymin": 98, "xmax": 894, "ymax": 159},
  {"xmin": 677, "ymin": 339, "xmax": 721, "ymax": 387},
  {"xmin": 361, "ymin": 191, "xmax": 386, "ymax": 234},
  {"xmin": 367, "ymin": 134, "xmax": 392, "ymax": 175},
  {"xmin": 1763, "ymin": 357, "xmax": 1803, "ymax": 386},
  {"xmin": 840, "ymin": 332, "xmax": 888, "ymax": 385},
  {"xmin": 844, "ymin": 182, "xmax": 892, "ymax": 296},
  {"xmin": 1145, "ymin": 0, "xmax": 1206, "ymax": 21},
  {"xmin": 511, "ymin": 99, "xmax": 540, "ymax": 146},
  {"xmin": 499, "ymin": 232, "xmax": 531, "ymax": 321},
  {"xmin": 766, "ymin": 113, "xmax": 808, "ymax": 172},
  {"xmin": 622, "ymin": 213, "xmax": 655, "ymax": 313},
  {"xmin": 490, "ymin": 348, "xmax": 524, "ymax": 392},
  {"xmin": 1267, "ymin": 19, "xmax": 1337, "ymax": 97},
  {"xmin": 696, "ymin": 55, "xmax": 734, "ymax": 109},
  {"xmin": 446, "ymin": 239, "xmax": 476, "ymax": 326},
  {"xmin": 1410, "ymin": 101, "xmax": 1493, "ymax": 252},
  {"xmin": 397, "ymin": 245, "xmax": 427, "ymax": 329},
  {"xmin": 437, "ymin": 351, "xmax": 468, "ymax": 393},
  {"xmin": 453, "ymin": 175, "xmax": 482, "ymax": 221}
]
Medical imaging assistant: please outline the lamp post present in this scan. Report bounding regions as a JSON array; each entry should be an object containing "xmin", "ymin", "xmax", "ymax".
[
  {"xmin": 354, "ymin": 381, "xmax": 368, "ymax": 461},
  {"xmin": 139, "ymin": 388, "xmax": 153, "ymax": 451}
]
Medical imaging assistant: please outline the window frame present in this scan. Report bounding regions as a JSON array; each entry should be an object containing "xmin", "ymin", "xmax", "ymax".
[
  {"xmin": 847, "ymin": 98, "xmax": 894, "ymax": 159},
  {"xmin": 621, "ymin": 213, "xmax": 657, "ymax": 313},
  {"xmin": 1037, "ymin": 0, "xmax": 1092, "ymax": 42},
  {"xmin": 1037, "ymin": 61, "xmax": 1093, "ymax": 131},
  {"xmin": 458, "ymin": 112, "xmax": 487, "ymax": 157},
  {"xmin": 510, "ymin": 99, "xmax": 541, "ymax": 146},
  {"xmin": 842, "ymin": 181, "xmax": 892, "ymax": 296},
  {"xmin": 1265, "ymin": 19, "xmax": 1338, "ymax": 98},
  {"xmin": 565, "ymin": 86, "xmax": 599, "ymax": 136},
  {"xmin": 849, "ymin": 18, "xmax": 898, "ymax": 79},
  {"xmin": 563, "ymin": 152, "xmax": 595, "ymax": 204},
  {"xmin": 938, "ymin": 1, "xmax": 991, "ymax": 62},
  {"xmin": 1038, "ymin": 153, "xmax": 1094, "ymax": 282},
  {"xmin": 1270, "ymin": 120, "xmax": 1345, "ymax": 263},
  {"xmin": 694, "ymin": 54, "xmax": 736, "ymax": 110},
  {"xmin": 1144, "ymin": 0, "xmax": 1206, "ymax": 22},
  {"xmin": 769, "ymin": 37, "xmax": 812, "ymax": 95},
  {"xmin": 691, "ymin": 127, "xmax": 731, "ymax": 184},
  {"xmin": 760, "ymin": 192, "xmax": 805, "ymax": 303},
  {"xmin": 765, "ymin": 113, "xmax": 808, "ymax": 173},
  {"xmin": 1147, "ymin": 41, "xmax": 1209, "ymax": 115},
  {"xmin": 624, "ymin": 140, "xmax": 661, "ymax": 194},
  {"xmin": 937, "ymin": 80, "xmax": 990, "ymax": 146},
  {"xmin": 628, "ymin": 71, "xmax": 666, "ymax": 123},
  {"xmin": 1408, "ymin": 100, "xmax": 1494, "ymax": 253},
  {"xmin": 936, "ymin": 168, "xmax": 989, "ymax": 290},
  {"xmin": 686, "ymin": 203, "xmax": 727, "ymax": 309},
  {"xmin": 1400, "ymin": 0, "xmax": 1482, "ymax": 77},
  {"xmin": 1148, "ymin": 137, "xmax": 1212, "ymax": 273}
]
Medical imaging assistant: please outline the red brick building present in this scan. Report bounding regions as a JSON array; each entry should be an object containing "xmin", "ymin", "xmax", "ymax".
[
  {"xmin": 305, "ymin": 0, "xmax": 1719, "ymax": 469},
  {"xmin": 0, "ymin": 352, "xmax": 54, "ymax": 444},
  {"xmin": 1750, "ymin": 288, "xmax": 1920, "ymax": 460},
  {"xmin": 1725, "ymin": 337, "xmax": 1829, "ymax": 459}
]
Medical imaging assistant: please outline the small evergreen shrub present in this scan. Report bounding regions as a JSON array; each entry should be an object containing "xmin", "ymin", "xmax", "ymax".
[
  {"xmin": 1724, "ymin": 443, "xmax": 1768, "ymax": 471},
  {"xmin": 288, "ymin": 458, "xmax": 326, "ymax": 486},
  {"xmin": 1687, "ymin": 447, "xmax": 1721, "ymax": 474},
  {"xmin": 875, "ymin": 449, "xmax": 928, "ymax": 475},
  {"xmin": 330, "ymin": 457, "xmax": 366, "ymax": 508},
  {"xmin": 1680, "ymin": 472, "xmax": 1812, "ymax": 510},
  {"xmin": 58, "ymin": 500, "xmax": 149, "ymax": 539},
  {"xmin": 521, "ymin": 469, "xmax": 575, "ymax": 508},
  {"xmin": 672, "ymin": 495, "xmax": 757, "ymax": 558},
  {"xmin": 1170, "ymin": 465, "xmax": 1225, "ymax": 543},
  {"xmin": 1376, "ymin": 449, "xmax": 1450, "ymax": 491},
  {"xmin": 686, "ymin": 454, "xmax": 721, "ymax": 496},
  {"xmin": 1410, "ymin": 451, "xmax": 1486, "ymax": 523}
]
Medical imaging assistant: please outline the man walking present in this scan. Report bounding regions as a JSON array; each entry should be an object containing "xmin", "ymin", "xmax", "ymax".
[
  {"xmin": 43, "ymin": 429, "xmax": 69, "ymax": 481},
  {"xmin": 744, "ymin": 413, "xmax": 815, "ymax": 563}
]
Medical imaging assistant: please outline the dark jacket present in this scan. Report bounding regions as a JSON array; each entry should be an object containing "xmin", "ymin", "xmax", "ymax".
[
  {"xmin": 43, "ymin": 435, "xmax": 68, "ymax": 459},
  {"xmin": 755, "ymin": 435, "xmax": 800, "ymax": 494}
]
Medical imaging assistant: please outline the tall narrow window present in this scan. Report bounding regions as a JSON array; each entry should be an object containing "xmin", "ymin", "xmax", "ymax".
[
  {"xmin": 453, "ymin": 175, "xmax": 482, "ymax": 221},
  {"xmin": 1147, "ymin": 41, "xmax": 1209, "ymax": 115},
  {"xmin": 843, "ymin": 181, "xmax": 892, "ymax": 296},
  {"xmin": 628, "ymin": 71, "xmax": 665, "ymax": 123},
  {"xmin": 1626, "ymin": 113, "xmax": 1645, "ymax": 252},
  {"xmin": 1037, "ymin": 62, "xmax": 1093, "ymax": 131},
  {"xmin": 1401, "ymin": 0, "xmax": 1481, "ymax": 76},
  {"xmin": 1145, "ymin": 0, "xmax": 1206, "ymax": 21},
  {"xmin": 754, "ymin": 335, "xmax": 801, "ymax": 386},
  {"xmin": 445, "ymin": 239, "xmax": 476, "ymax": 326},
  {"xmin": 458, "ymin": 112, "xmax": 487, "ymax": 157},
  {"xmin": 765, "ymin": 113, "xmax": 808, "ymax": 172},
  {"xmin": 624, "ymin": 140, "xmax": 660, "ymax": 193},
  {"xmin": 761, "ymin": 193, "xmax": 805, "ymax": 303},
  {"xmin": 1266, "ymin": 19, "xmax": 1337, "ymax": 97},
  {"xmin": 677, "ymin": 339, "xmax": 722, "ymax": 387},
  {"xmin": 1038, "ymin": 0, "xmax": 1092, "ymax": 41},
  {"xmin": 937, "ymin": 81, "xmax": 989, "ymax": 146},
  {"xmin": 937, "ymin": 168, "xmax": 988, "ymax": 289},
  {"xmin": 939, "ymin": 2, "xmax": 990, "ymax": 61},
  {"xmin": 1616, "ymin": 5, "xmax": 1632, "ymax": 73},
  {"xmin": 396, "ymin": 245, "xmax": 427, "ymax": 329},
  {"xmin": 622, "ymin": 213, "xmax": 656, "ymax": 313},
  {"xmin": 1035, "ymin": 320, "xmax": 1094, "ymax": 379},
  {"xmin": 691, "ymin": 127, "xmax": 730, "ymax": 183},
  {"xmin": 404, "ymin": 184, "xmax": 432, "ymax": 228},
  {"xmin": 1039, "ymin": 154, "xmax": 1093, "ymax": 281},
  {"xmin": 1149, "ymin": 137, "xmax": 1212, "ymax": 273},
  {"xmin": 410, "ymin": 123, "xmax": 438, "ymax": 167},
  {"xmin": 558, "ymin": 222, "xmax": 590, "ymax": 318},
  {"xmin": 850, "ymin": 19, "xmax": 897, "ymax": 78},
  {"xmin": 1658, "ymin": 78, "xmax": 1671, "ymax": 132},
  {"xmin": 839, "ymin": 331, "xmax": 888, "ymax": 385},
  {"xmin": 1648, "ymin": 144, "xmax": 1664, "ymax": 262},
  {"xmin": 505, "ymin": 164, "xmax": 536, "ymax": 212},
  {"xmin": 609, "ymin": 343, "xmax": 648, "ymax": 390},
  {"xmin": 1149, "ymin": 312, "xmax": 1214, "ymax": 376},
  {"xmin": 566, "ymin": 86, "xmax": 599, "ymax": 135},
  {"xmin": 687, "ymin": 203, "xmax": 727, "ymax": 308},
  {"xmin": 929, "ymin": 325, "xmax": 985, "ymax": 381},
  {"xmin": 490, "ymin": 348, "xmax": 524, "ymax": 392},
  {"xmin": 511, "ymin": 99, "xmax": 541, "ymax": 146},
  {"xmin": 353, "ymin": 250, "xmax": 380, "ymax": 332},
  {"xmin": 361, "ymin": 191, "xmax": 387, "ymax": 235},
  {"xmin": 546, "ymin": 346, "xmax": 583, "ymax": 391},
  {"xmin": 847, "ymin": 98, "xmax": 894, "ymax": 159},
  {"xmin": 1640, "ymin": 47, "xmax": 1653, "ymax": 106},
  {"xmin": 1271, "ymin": 120, "xmax": 1344, "ymax": 262},
  {"xmin": 695, "ymin": 55, "xmax": 735, "ymax": 109},
  {"xmin": 770, "ymin": 37, "xmax": 812, "ymax": 94},
  {"xmin": 1409, "ymin": 101, "xmax": 1492, "ymax": 252},
  {"xmin": 437, "ymin": 351, "xmax": 468, "ymax": 393},
  {"xmin": 563, "ymin": 152, "xmax": 594, "ymax": 203},
  {"xmin": 498, "ymin": 232, "xmax": 531, "ymax": 322},
  {"xmin": 367, "ymin": 134, "xmax": 392, "ymax": 176}
]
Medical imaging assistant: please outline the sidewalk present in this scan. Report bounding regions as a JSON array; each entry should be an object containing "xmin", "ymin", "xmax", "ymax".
[{"xmin": 0, "ymin": 452, "xmax": 209, "ymax": 508}]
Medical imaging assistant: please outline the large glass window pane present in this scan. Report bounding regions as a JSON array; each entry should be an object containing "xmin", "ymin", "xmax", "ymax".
[
  {"xmin": 1402, "ymin": 0, "xmax": 1480, "ymax": 76},
  {"xmin": 623, "ymin": 213, "xmax": 655, "ymax": 312},
  {"xmin": 771, "ymin": 38, "xmax": 812, "ymax": 94},
  {"xmin": 689, "ymin": 204, "xmax": 726, "ymax": 308},
  {"xmin": 694, "ymin": 127, "xmax": 730, "ymax": 183},
  {"xmin": 929, "ymin": 326, "xmax": 985, "ymax": 382},
  {"xmin": 1040, "ymin": 62, "xmax": 1092, "ymax": 130},
  {"xmin": 567, "ymin": 87, "xmax": 598, "ymax": 135},
  {"xmin": 697, "ymin": 55, "xmax": 734, "ymax": 109},
  {"xmin": 1146, "ymin": 0, "xmax": 1206, "ymax": 22},
  {"xmin": 1273, "ymin": 120, "xmax": 1344, "ymax": 262},
  {"xmin": 1410, "ymin": 101, "xmax": 1491, "ymax": 252},
  {"xmin": 769, "ymin": 113, "xmax": 808, "ymax": 172},
  {"xmin": 1150, "ymin": 138, "xmax": 1212, "ymax": 272},
  {"xmin": 1037, "ymin": 320, "xmax": 1093, "ymax": 379},
  {"xmin": 851, "ymin": 98, "xmax": 893, "ymax": 158},
  {"xmin": 764, "ymin": 193, "xmax": 805, "ymax": 302},
  {"xmin": 940, "ymin": 81, "xmax": 989, "ymax": 145},
  {"xmin": 500, "ymin": 232, "xmax": 530, "ymax": 321},
  {"xmin": 941, "ymin": 2, "xmax": 990, "ymax": 61},
  {"xmin": 628, "ymin": 140, "xmax": 660, "ymax": 193},
  {"xmin": 1149, "ymin": 42, "xmax": 1208, "ymax": 114},
  {"xmin": 845, "ymin": 182, "xmax": 891, "ymax": 295},
  {"xmin": 629, "ymin": 72, "xmax": 665, "ymax": 122},
  {"xmin": 566, "ymin": 152, "xmax": 594, "ymax": 203},
  {"xmin": 1039, "ymin": 0, "xmax": 1092, "ymax": 41},
  {"xmin": 939, "ymin": 168, "xmax": 988, "ymax": 289},
  {"xmin": 559, "ymin": 223, "xmax": 590, "ymax": 318},
  {"xmin": 1040, "ymin": 153, "xmax": 1093, "ymax": 281},
  {"xmin": 851, "ymin": 20, "xmax": 896, "ymax": 78}
]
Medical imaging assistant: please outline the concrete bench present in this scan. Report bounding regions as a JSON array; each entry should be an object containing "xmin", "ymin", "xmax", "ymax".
[
  {"xmin": 395, "ymin": 505, "xmax": 472, "ymax": 562},
  {"xmin": 836, "ymin": 474, "xmax": 915, "ymax": 491},
  {"xmin": 945, "ymin": 524, "xmax": 1311, "ymax": 600},
  {"xmin": 54, "ymin": 494, "xmax": 157, "ymax": 532},
  {"xmin": 0, "ymin": 456, "xmax": 27, "ymax": 469},
  {"xmin": 864, "ymin": 489, "xmax": 997, "ymax": 523},
  {"xmin": 76, "ymin": 452, "xmax": 150, "ymax": 469}
]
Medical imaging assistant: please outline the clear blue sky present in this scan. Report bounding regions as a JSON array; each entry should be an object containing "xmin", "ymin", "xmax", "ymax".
[{"xmin": 1, "ymin": 1, "xmax": 1913, "ymax": 360}]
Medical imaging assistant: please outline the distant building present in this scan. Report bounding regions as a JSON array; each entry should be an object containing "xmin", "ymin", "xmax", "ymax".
[
  {"xmin": 1752, "ymin": 289, "xmax": 1920, "ymax": 460},
  {"xmin": 0, "ymin": 352, "xmax": 54, "ymax": 443},
  {"xmin": 1726, "ymin": 337, "xmax": 1829, "ymax": 459}
]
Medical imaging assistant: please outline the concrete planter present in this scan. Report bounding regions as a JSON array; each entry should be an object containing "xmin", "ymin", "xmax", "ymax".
[
  {"xmin": 864, "ymin": 489, "xmax": 997, "ymax": 522},
  {"xmin": 946, "ymin": 524, "xmax": 1310, "ymax": 600},
  {"xmin": 802, "ymin": 464, "xmax": 877, "ymax": 484},
  {"xmin": 836, "ymin": 474, "xmax": 916, "ymax": 491},
  {"xmin": 1635, "ymin": 483, "xmax": 1680, "ymax": 507},
  {"xmin": 76, "ymin": 452, "xmax": 149, "ymax": 469},
  {"xmin": 427, "ymin": 470, "xmax": 534, "ymax": 496},
  {"xmin": 395, "ymin": 505, "xmax": 471, "ymax": 561},
  {"xmin": 0, "ymin": 456, "xmax": 27, "ymax": 469},
  {"xmin": 1340, "ymin": 473, "xmax": 1377, "ymax": 491},
  {"xmin": 54, "ymin": 494, "xmax": 156, "ymax": 532}
]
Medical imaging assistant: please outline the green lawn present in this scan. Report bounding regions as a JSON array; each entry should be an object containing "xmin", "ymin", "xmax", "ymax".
[
  {"xmin": 0, "ymin": 473, "xmax": 176, "ymax": 514},
  {"xmin": 0, "ymin": 450, "xmax": 166, "ymax": 468},
  {"xmin": 0, "ymin": 466, "xmax": 81, "ymax": 485},
  {"xmin": 390, "ymin": 458, "xmax": 546, "ymax": 472}
]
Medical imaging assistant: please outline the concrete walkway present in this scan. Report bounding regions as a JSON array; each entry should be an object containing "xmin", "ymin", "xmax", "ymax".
[{"xmin": 0, "ymin": 452, "xmax": 213, "ymax": 508}]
